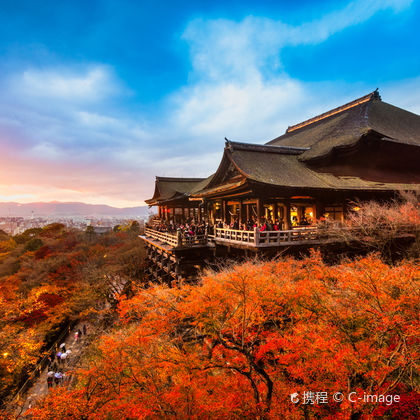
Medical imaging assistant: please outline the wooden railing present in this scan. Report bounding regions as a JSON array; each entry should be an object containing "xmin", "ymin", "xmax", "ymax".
[
  {"xmin": 214, "ymin": 227, "xmax": 319, "ymax": 247},
  {"xmin": 145, "ymin": 228, "xmax": 179, "ymax": 247},
  {"xmin": 144, "ymin": 228, "xmax": 207, "ymax": 247},
  {"xmin": 145, "ymin": 227, "xmax": 319, "ymax": 248},
  {"xmin": 180, "ymin": 234, "xmax": 207, "ymax": 246},
  {"xmin": 214, "ymin": 228, "xmax": 256, "ymax": 244},
  {"xmin": 257, "ymin": 228, "xmax": 318, "ymax": 246}
]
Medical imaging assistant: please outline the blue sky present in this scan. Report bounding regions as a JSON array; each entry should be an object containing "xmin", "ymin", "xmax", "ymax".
[{"xmin": 0, "ymin": 0, "xmax": 419, "ymax": 206}]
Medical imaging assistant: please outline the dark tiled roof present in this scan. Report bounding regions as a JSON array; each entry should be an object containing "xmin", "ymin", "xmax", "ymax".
[
  {"xmin": 228, "ymin": 142, "xmax": 420, "ymax": 191},
  {"xmin": 225, "ymin": 140, "xmax": 308, "ymax": 155},
  {"xmin": 145, "ymin": 177, "xmax": 206, "ymax": 205},
  {"xmin": 228, "ymin": 142, "xmax": 328, "ymax": 188},
  {"xmin": 147, "ymin": 91, "xmax": 420, "ymax": 201},
  {"xmin": 266, "ymin": 91, "xmax": 420, "ymax": 162},
  {"xmin": 190, "ymin": 174, "xmax": 215, "ymax": 194},
  {"xmin": 193, "ymin": 140, "xmax": 420, "ymax": 196}
]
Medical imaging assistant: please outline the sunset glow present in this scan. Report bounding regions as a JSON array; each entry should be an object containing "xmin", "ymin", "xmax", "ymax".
[{"xmin": 0, "ymin": 0, "xmax": 419, "ymax": 206}]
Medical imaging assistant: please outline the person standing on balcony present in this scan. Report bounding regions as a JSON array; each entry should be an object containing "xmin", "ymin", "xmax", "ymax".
[{"xmin": 260, "ymin": 219, "xmax": 267, "ymax": 232}]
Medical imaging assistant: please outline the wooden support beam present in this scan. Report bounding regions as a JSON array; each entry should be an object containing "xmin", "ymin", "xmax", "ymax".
[
  {"xmin": 256, "ymin": 199, "xmax": 261, "ymax": 223},
  {"xmin": 285, "ymin": 201, "xmax": 291, "ymax": 230}
]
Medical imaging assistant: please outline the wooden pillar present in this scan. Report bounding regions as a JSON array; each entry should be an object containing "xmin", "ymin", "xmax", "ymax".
[
  {"xmin": 246, "ymin": 204, "xmax": 250, "ymax": 222},
  {"xmin": 274, "ymin": 203, "xmax": 278, "ymax": 222},
  {"xmin": 239, "ymin": 202, "xmax": 242, "ymax": 224},
  {"xmin": 256, "ymin": 199, "xmax": 262, "ymax": 224},
  {"xmin": 316, "ymin": 200, "xmax": 324, "ymax": 222},
  {"xmin": 312, "ymin": 202, "xmax": 317, "ymax": 223},
  {"xmin": 222, "ymin": 200, "xmax": 226, "ymax": 223},
  {"xmin": 285, "ymin": 201, "xmax": 291, "ymax": 230}
]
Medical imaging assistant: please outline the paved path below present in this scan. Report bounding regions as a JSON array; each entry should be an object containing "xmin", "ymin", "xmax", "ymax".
[{"xmin": 16, "ymin": 323, "xmax": 92, "ymax": 418}]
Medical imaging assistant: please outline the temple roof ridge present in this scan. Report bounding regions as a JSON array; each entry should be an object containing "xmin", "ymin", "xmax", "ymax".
[
  {"xmin": 155, "ymin": 176, "xmax": 206, "ymax": 182},
  {"xmin": 224, "ymin": 138, "xmax": 309, "ymax": 155},
  {"xmin": 285, "ymin": 89, "xmax": 381, "ymax": 134}
]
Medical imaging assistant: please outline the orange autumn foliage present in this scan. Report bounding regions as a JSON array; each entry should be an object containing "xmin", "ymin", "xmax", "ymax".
[
  {"xmin": 31, "ymin": 252, "xmax": 419, "ymax": 419},
  {"xmin": 0, "ymin": 224, "xmax": 145, "ymax": 408}
]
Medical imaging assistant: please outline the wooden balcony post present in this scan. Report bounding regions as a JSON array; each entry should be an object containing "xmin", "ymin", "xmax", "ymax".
[
  {"xmin": 256, "ymin": 199, "xmax": 261, "ymax": 224},
  {"xmin": 285, "ymin": 201, "xmax": 291, "ymax": 230},
  {"xmin": 254, "ymin": 226, "xmax": 259, "ymax": 246},
  {"xmin": 176, "ymin": 229, "xmax": 182, "ymax": 246}
]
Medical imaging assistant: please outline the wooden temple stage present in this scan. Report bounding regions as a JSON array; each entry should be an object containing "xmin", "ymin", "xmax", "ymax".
[
  {"xmin": 141, "ymin": 90, "xmax": 420, "ymax": 283},
  {"xmin": 140, "ymin": 226, "xmax": 327, "ymax": 283}
]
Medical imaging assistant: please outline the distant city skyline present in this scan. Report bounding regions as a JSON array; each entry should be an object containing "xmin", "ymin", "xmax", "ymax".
[
  {"xmin": 0, "ymin": 0, "xmax": 419, "ymax": 206},
  {"xmin": 0, "ymin": 200, "xmax": 149, "ymax": 216}
]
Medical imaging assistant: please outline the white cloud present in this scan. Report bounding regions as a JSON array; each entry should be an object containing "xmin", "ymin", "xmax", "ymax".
[
  {"xmin": 182, "ymin": 0, "xmax": 413, "ymax": 83},
  {"xmin": 18, "ymin": 66, "xmax": 120, "ymax": 101},
  {"xmin": 168, "ymin": 0, "xmax": 416, "ymax": 150},
  {"xmin": 170, "ymin": 76, "xmax": 305, "ymax": 142}
]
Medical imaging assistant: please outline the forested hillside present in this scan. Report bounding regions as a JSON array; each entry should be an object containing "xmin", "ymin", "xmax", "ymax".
[
  {"xmin": 0, "ymin": 222, "xmax": 145, "ymax": 408},
  {"xmin": 28, "ymin": 253, "xmax": 419, "ymax": 419},
  {"xmin": 2, "ymin": 198, "xmax": 420, "ymax": 419}
]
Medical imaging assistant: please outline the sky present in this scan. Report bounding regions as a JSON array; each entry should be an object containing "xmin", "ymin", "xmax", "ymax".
[{"xmin": 0, "ymin": 0, "xmax": 419, "ymax": 207}]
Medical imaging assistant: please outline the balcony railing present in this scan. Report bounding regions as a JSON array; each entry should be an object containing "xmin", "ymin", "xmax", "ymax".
[
  {"xmin": 144, "ymin": 228, "xmax": 207, "ymax": 247},
  {"xmin": 214, "ymin": 228, "xmax": 256, "ymax": 244},
  {"xmin": 214, "ymin": 227, "xmax": 319, "ymax": 247},
  {"xmin": 144, "ymin": 226, "xmax": 319, "ymax": 249}
]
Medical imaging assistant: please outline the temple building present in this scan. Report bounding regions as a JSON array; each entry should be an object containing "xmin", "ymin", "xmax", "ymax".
[
  {"xmin": 142, "ymin": 90, "xmax": 420, "ymax": 282},
  {"xmin": 145, "ymin": 177, "xmax": 210, "ymax": 223}
]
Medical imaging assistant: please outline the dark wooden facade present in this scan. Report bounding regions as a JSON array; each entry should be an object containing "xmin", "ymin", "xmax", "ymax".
[
  {"xmin": 142, "ymin": 90, "xmax": 420, "ymax": 281},
  {"xmin": 145, "ymin": 176, "xmax": 209, "ymax": 224},
  {"xmin": 148, "ymin": 91, "xmax": 420, "ymax": 229}
]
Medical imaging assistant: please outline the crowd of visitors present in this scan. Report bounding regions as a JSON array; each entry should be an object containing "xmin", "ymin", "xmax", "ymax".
[
  {"xmin": 147, "ymin": 216, "xmax": 309, "ymax": 235},
  {"xmin": 150, "ymin": 219, "xmax": 209, "ymax": 236},
  {"xmin": 45, "ymin": 325, "xmax": 87, "ymax": 389}
]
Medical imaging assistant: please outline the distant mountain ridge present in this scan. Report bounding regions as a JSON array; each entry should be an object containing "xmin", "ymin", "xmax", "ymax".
[{"xmin": 0, "ymin": 201, "xmax": 150, "ymax": 217}]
